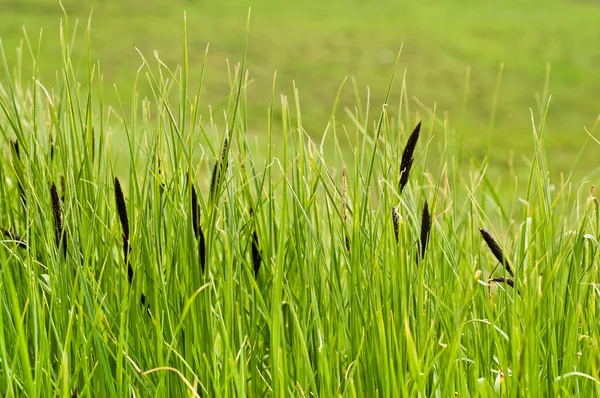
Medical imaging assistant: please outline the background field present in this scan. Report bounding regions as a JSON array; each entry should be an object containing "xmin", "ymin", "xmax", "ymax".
[{"xmin": 1, "ymin": 0, "xmax": 599, "ymax": 182}]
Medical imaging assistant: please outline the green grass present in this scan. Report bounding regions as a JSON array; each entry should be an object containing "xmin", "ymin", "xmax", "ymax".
[
  {"xmin": 2, "ymin": 9, "xmax": 600, "ymax": 397},
  {"xmin": 0, "ymin": 0, "xmax": 599, "ymax": 181}
]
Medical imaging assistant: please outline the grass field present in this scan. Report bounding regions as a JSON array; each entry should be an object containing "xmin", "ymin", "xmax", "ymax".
[
  {"xmin": 0, "ymin": 0, "xmax": 599, "ymax": 181},
  {"xmin": 2, "ymin": 2, "xmax": 600, "ymax": 397}
]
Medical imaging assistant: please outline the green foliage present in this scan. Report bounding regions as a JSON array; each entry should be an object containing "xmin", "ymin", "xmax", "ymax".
[{"xmin": 1, "ymin": 11, "xmax": 600, "ymax": 397}]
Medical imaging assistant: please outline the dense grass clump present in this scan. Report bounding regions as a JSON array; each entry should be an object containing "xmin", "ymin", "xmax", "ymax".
[{"xmin": 1, "ymin": 15, "xmax": 600, "ymax": 397}]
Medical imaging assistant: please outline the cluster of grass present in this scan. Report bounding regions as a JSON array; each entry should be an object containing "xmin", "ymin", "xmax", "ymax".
[{"xmin": 2, "ymin": 13, "xmax": 600, "ymax": 397}]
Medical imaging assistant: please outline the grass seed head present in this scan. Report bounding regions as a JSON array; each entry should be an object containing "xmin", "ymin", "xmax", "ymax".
[
  {"xmin": 252, "ymin": 230, "xmax": 261, "ymax": 277},
  {"xmin": 11, "ymin": 139, "xmax": 20, "ymax": 159},
  {"xmin": 478, "ymin": 227, "xmax": 514, "ymax": 277},
  {"xmin": 489, "ymin": 276, "xmax": 515, "ymax": 288},
  {"xmin": 114, "ymin": 177, "xmax": 129, "ymax": 239},
  {"xmin": 199, "ymin": 229, "xmax": 206, "ymax": 274},
  {"xmin": 191, "ymin": 183, "xmax": 207, "ymax": 273},
  {"xmin": 399, "ymin": 121, "xmax": 421, "ymax": 193},
  {"xmin": 114, "ymin": 177, "xmax": 132, "ymax": 280},
  {"xmin": 51, "ymin": 182, "xmax": 66, "ymax": 256},
  {"xmin": 210, "ymin": 138, "xmax": 229, "ymax": 200},
  {"xmin": 191, "ymin": 185, "xmax": 200, "ymax": 239},
  {"xmin": 209, "ymin": 161, "xmax": 219, "ymax": 199},
  {"xmin": 419, "ymin": 201, "xmax": 431, "ymax": 261},
  {"xmin": 392, "ymin": 205, "xmax": 400, "ymax": 244}
]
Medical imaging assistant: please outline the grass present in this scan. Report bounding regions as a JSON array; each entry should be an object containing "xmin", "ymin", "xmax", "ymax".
[
  {"xmin": 0, "ymin": 0, "xmax": 599, "ymax": 181},
  {"xmin": 1, "ymin": 9, "xmax": 600, "ymax": 397}
]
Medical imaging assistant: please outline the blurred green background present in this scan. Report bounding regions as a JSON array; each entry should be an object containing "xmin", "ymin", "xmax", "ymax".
[{"xmin": 1, "ymin": 0, "xmax": 599, "ymax": 182}]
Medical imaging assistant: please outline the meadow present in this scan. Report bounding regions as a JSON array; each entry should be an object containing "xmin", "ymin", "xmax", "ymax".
[
  {"xmin": 1, "ymin": 0, "xmax": 599, "ymax": 181},
  {"xmin": 1, "ymin": 3, "xmax": 600, "ymax": 397}
]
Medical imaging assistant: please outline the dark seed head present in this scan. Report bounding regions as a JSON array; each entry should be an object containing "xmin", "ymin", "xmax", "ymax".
[
  {"xmin": 50, "ymin": 136, "xmax": 55, "ymax": 160},
  {"xmin": 114, "ymin": 177, "xmax": 132, "ymax": 281},
  {"xmin": 126, "ymin": 244, "xmax": 133, "ymax": 283},
  {"xmin": 11, "ymin": 139, "xmax": 20, "ymax": 159},
  {"xmin": 191, "ymin": 183, "xmax": 206, "ymax": 274},
  {"xmin": 252, "ymin": 230, "xmax": 261, "ymax": 277},
  {"xmin": 489, "ymin": 276, "xmax": 515, "ymax": 288},
  {"xmin": 419, "ymin": 201, "xmax": 431, "ymax": 261},
  {"xmin": 220, "ymin": 137, "xmax": 229, "ymax": 163},
  {"xmin": 114, "ymin": 177, "xmax": 129, "ymax": 239},
  {"xmin": 191, "ymin": 185, "xmax": 200, "ymax": 239},
  {"xmin": 209, "ymin": 161, "xmax": 220, "ymax": 199},
  {"xmin": 392, "ymin": 206, "xmax": 400, "ymax": 244},
  {"xmin": 209, "ymin": 138, "xmax": 229, "ymax": 200},
  {"xmin": 51, "ymin": 182, "xmax": 66, "ymax": 256},
  {"xmin": 399, "ymin": 121, "xmax": 421, "ymax": 193},
  {"xmin": 199, "ymin": 229, "xmax": 206, "ymax": 274},
  {"xmin": 479, "ymin": 227, "xmax": 514, "ymax": 277}
]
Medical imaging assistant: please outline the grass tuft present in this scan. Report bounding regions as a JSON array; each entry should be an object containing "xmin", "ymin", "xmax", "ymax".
[{"xmin": 0, "ymin": 13, "xmax": 598, "ymax": 397}]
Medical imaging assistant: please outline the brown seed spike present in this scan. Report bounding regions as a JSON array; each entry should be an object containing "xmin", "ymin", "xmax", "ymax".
[
  {"xmin": 191, "ymin": 183, "xmax": 206, "ymax": 274},
  {"xmin": 50, "ymin": 182, "xmax": 66, "ymax": 256},
  {"xmin": 50, "ymin": 137, "xmax": 55, "ymax": 160},
  {"xmin": 489, "ymin": 276, "xmax": 515, "ymax": 288},
  {"xmin": 478, "ymin": 227, "xmax": 514, "ymax": 278},
  {"xmin": 399, "ymin": 121, "xmax": 421, "ymax": 193},
  {"xmin": 191, "ymin": 185, "xmax": 200, "ymax": 239},
  {"xmin": 252, "ymin": 230, "xmax": 262, "ymax": 277},
  {"xmin": 11, "ymin": 139, "xmax": 20, "ymax": 159},
  {"xmin": 199, "ymin": 228, "xmax": 206, "ymax": 274},
  {"xmin": 220, "ymin": 137, "xmax": 229, "ymax": 163},
  {"xmin": 114, "ymin": 178, "xmax": 129, "ymax": 239},
  {"xmin": 419, "ymin": 201, "xmax": 431, "ymax": 261},
  {"xmin": 114, "ymin": 177, "xmax": 132, "ymax": 283},
  {"xmin": 210, "ymin": 138, "xmax": 229, "ymax": 201},
  {"xmin": 392, "ymin": 206, "xmax": 400, "ymax": 244},
  {"xmin": 209, "ymin": 160, "xmax": 220, "ymax": 199}
]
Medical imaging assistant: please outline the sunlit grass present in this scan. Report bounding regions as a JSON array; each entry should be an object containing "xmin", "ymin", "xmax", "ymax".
[{"xmin": 1, "ymin": 11, "xmax": 600, "ymax": 397}]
